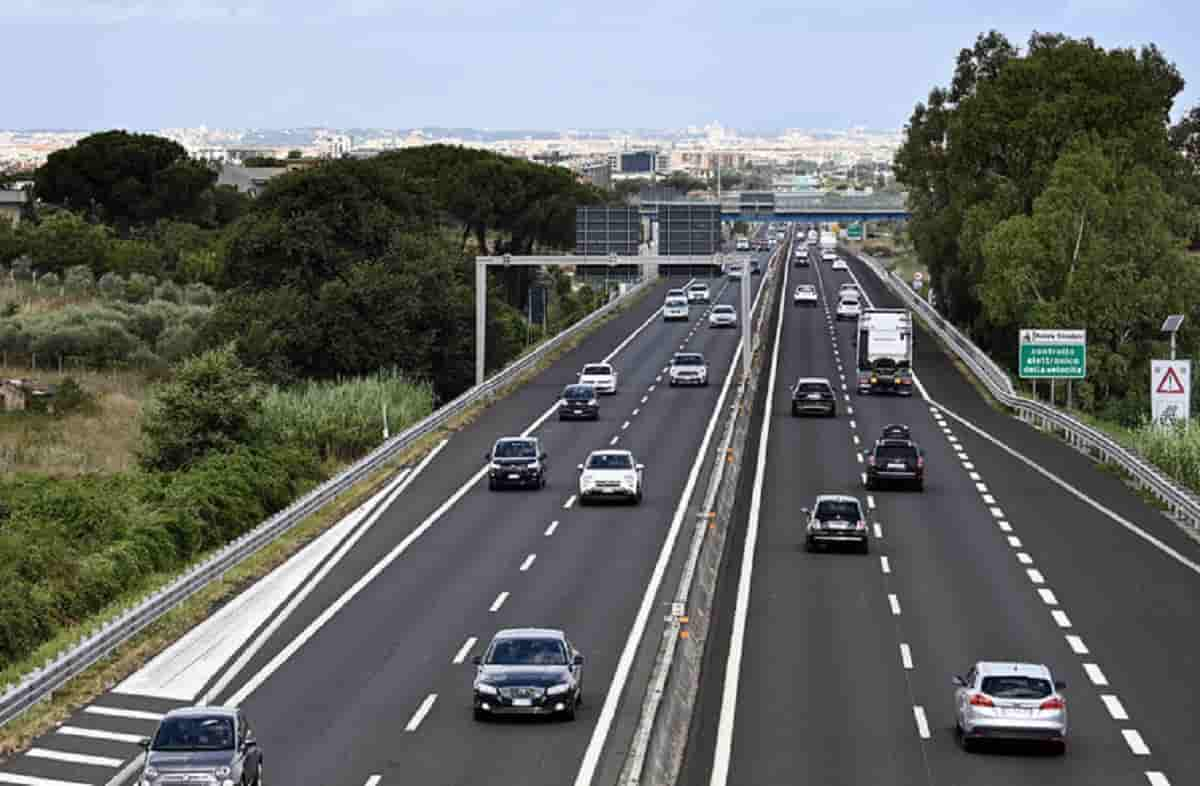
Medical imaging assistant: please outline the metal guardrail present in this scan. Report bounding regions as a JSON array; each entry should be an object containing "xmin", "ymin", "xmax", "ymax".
[
  {"xmin": 851, "ymin": 249, "xmax": 1200, "ymax": 531},
  {"xmin": 0, "ymin": 271, "xmax": 661, "ymax": 729}
]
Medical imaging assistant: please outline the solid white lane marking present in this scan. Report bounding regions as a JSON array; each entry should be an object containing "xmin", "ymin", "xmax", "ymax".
[
  {"xmin": 874, "ymin": 523, "xmax": 883, "ymax": 539},
  {"xmin": 452, "ymin": 637, "xmax": 477, "ymax": 664},
  {"xmin": 610, "ymin": 435, "xmax": 620, "ymax": 445},
  {"xmin": 999, "ymin": 521, "xmax": 1014, "ymax": 533},
  {"xmin": 0, "ymin": 775, "xmax": 92, "ymax": 786},
  {"xmin": 880, "ymin": 556, "xmax": 891, "ymax": 574},
  {"xmin": 519, "ymin": 554, "xmax": 537, "ymax": 572},
  {"xmin": 1027, "ymin": 569, "xmax": 1045, "ymax": 584},
  {"xmin": 544, "ymin": 520, "xmax": 559, "ymax": 536},
  {"xmin": 632, "ymin": 409, "xmax": 640, "ymax": 416},
  {"xmin": 1083, "ymin": 663, "xmax": 1109, "ymax": 686},
  {"xmin": 888, "ymin": 594, "xmax": 901, "ymax": 615},
  {"xmin": 641, "ymin": 395, "xmax": 649, "ymax": 404},
  {"xmin": 405, "ymin": 694, "xmax": 438, "ymax": 732},
  {"xmin": 1146, "ymin": 773, "xmax": 1171, "ymax": 786},
  {"xmin": 989, "ymin": 507, "xmax": 1005, "ymax": 518},
  {"xmin": 913, "ymin": 706, "xmax": 931, "ymax": 739},
  {"xmin": 867, "ymin": 495, "xmax": 876, "ymax": 510},
  {"xmin": 1066, "ymin": 635, "xmax": 1090, "ymax": 654},
  {"xmin": 1123, "ymin": 729, "xmax": 1150, "ymax": 755},
  {"xmin": 365, "ymin": 777, "xmax": 382, "ymax": 786},
  {"xmin": 564, "ymin": 495, "xmax": 577, "ymax": 509},
  {"xmin": 83, "ymin": 706, "xmax": 162, "ymax": 721},
  {"xmin": 27, "ymin": 749, "xmax": 122, "ymax": 768},
  {"xmin": 489, "ymin": 592, "xmax": 509, "ymax": 612},
  {"xmin": 969, "ymin": 471, "xmax": 981, "ymax": 481},
  {"xmin": 1051, "ymin": 610, "xmax": 1072, "ymax": 628},
  {"xmin": 622, "ymin": 421, "xmax": 630, "ymax": 430},
  {"xmin": 982, "ymin": 493, "xmax": 996, "ymax": 504},
  {"xmin": 56, "ymin": 726, "xmax": 145, "ymax": 744},
  {"xmin": 1038, "ymin": 588, "xmax": 1059, "ymax": 605},
  {"xmin": 1101, "ymin": 694, "xmax": 1129, "ymax": 720},
  {"xmin": 1017, "ymin": 552, "xmax": 1033, "ymax": 564},
  {"xmin": 900, "ymin": 643, "xmax": 913, "ymax": 669}
]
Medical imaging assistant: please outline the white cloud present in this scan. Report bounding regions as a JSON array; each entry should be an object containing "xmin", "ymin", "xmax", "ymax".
[{"xmin": 2, "ymin": 0, "xmax": 269, "ymax": 23}]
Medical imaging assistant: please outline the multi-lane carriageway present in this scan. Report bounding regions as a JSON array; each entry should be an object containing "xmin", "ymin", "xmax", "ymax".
[
  {"xmin": 4, "ymin": 233, "xmax": 1199, "ymax": 786},
  {"xmin": 0, "ymin": 254, "xmax": 772, "ymax": 786},
  {"xmin": 680, "ymin": 245, "xmax": 1200, "ymax": 785}
]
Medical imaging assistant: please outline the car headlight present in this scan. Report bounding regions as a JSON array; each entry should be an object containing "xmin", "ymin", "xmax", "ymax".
[
  {"xmin": 476, "ymin": 683, "xmax": 499, "ymax": 695},
  {"xmin": 143, "ymin": 767, "xmax": 159, "ymax": 780},
  {"xmin": 546, "ymin": 683, "xmax": 572, "ymax": 696},
  {"xmin": 622, "ymin": 473, "xmax": 637, "ymax": 486},
  {"xmin": 491, "ymin": 461, "xmax": 503, "ymax": 470},
  {"xmin": 581, "ymin": 473, "xmax": 596, "ymax": 487},
  {"xmin": 214, "ymin": 766, "xmax": 231, "ymax": 778}
]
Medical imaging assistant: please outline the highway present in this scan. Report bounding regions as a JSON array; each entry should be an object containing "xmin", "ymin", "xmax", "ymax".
[
  {"xmin": 680, "ymin": 242, "xmax": 1200, "ymax": 786},
  {"xmin": 0, "ymin": 255, "xmax": 773, "ymax": 786}
]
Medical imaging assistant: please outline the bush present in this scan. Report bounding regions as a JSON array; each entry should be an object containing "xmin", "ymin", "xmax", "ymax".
[
  {"xmin": 1129, "ymin": 421, "xmax": 1200, "ymax": 493},
  {"xmin": 156, "ymin": 322, "xmax": 198, "ymax": 362},
  {"xmin": 53, "ymin": 376, "xmax": 94, "ymax": 415},
  {"xmin": 64, "ymin": 264, "xmax": 95, "ymax": 293},
  {"xmin": 97, "ymin": 271, "xmax": 125, "ymax": 298},
  {"xmin": 182, "ymin": 282, "xmax": 216, "ymax": 306},
  {"xmin": 38, "ymin": 271, "xmax": 61, "ymax": 290},
  {"xmin": 124, "ymin": 272, "xmax": 158, "ymax": 304},
  {"xmin": 154, "ymin": 280, "xmax": 182, "ymax": 303}
]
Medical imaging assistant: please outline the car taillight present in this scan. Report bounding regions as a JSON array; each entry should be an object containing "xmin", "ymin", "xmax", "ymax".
[
  {"xmin": 969, "ymin": 693, "xmax": 993, "ymax": 707},
  {"xmin": 867, "ymin": 455, "xmax": 876, "ymax": 466},
  {"xmin": 917, "ymin": 456, "xmax": 924, "ymax": 468},
  {"xmin": 855, "ymin": 520, "xmax": 866, "ymax": 530},
  {"xmin": 1040, "ymin": 697, "xmax": 1065, "ymax": 710}
]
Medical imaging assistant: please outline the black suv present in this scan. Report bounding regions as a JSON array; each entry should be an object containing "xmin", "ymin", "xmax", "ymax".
[
  {"xmin": 559, "ymin": 384, "xmax": 599, "ymax": 420},
  {"xmin": 487, "ymin": 437, "xmax": 547, "ymax": 490},
  {"xmin": 791, "ymin": 377, "xmax": 837, "ymax": 417},
  {"xmin": 865, "ymin": 438, "xmax": 924, "ymax": 491}
]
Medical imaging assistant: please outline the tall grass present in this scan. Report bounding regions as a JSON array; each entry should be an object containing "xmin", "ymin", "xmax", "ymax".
[
  {"xmin": 1129, "ymin": 420, "xmax": 1200, "ymax": 494},
  {"xmin": 259, "ymin": 369, "xmax": 435, "ymax": 464}
]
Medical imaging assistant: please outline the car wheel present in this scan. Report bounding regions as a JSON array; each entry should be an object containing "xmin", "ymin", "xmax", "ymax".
[
  {"xmin": 579, "ymin": 495, "xmax": 589, "ymax": 507},
  {"xmin": 827, "ymin": 408, "xmax": 837, "ymax": 418},
  {"xmin": 1051, "ymin": 740, "xmax": 1066, "ymax": 756},
  {"xmin": 562, "ymin": 696, "xmax": 578, "ymax": 721},
  {"xmin": 474, "ymin": 708, "xmax": 488, "ymax": 722},
  {"xmin": 254, "ymin": 760, "xmax": 263, "ymax": 786},
  {"xmin": 804, "ymin": 536, "xmax": 815, "ymax": 552},
  {"xmin": 791, "ymin": 404, "xmax": 799, "ymax": 417},
  {"xmin": 914, "ymin": 480, "xmax": 925, "ymax": 492},
  {"xmin": 487, "ymin": 477, "xmax": 496, "ymax": 491},
  {"xmin": 859, "ymin": 539, "xmax": 870, "ymax": 555},
  {"xmin": 864, "ymin": 476, "xmax": 874, "ymax": 490},
  {"xmin": 540, "ymin": 474, "xmax": 547, "ymax": 489},
  {"xmin": 633, "ymin": 490, "xmax": 643, "ymax": 505}
]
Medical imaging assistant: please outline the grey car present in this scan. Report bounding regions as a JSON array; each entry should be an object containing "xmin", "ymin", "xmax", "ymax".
[
  {"xmin": 139, "ymin": 706, "xmax": 263, "ymax": 786},
  {"xmin": 802, "ymin": 494, "xmax": 868, "ymax": 553},
  {"xmin": 472, "ymin": 628, "xmax": 584, "ymax": 721},
  {"xmin": 954, "ymin": 661, "xmax": 1068, "ymax": 753}
]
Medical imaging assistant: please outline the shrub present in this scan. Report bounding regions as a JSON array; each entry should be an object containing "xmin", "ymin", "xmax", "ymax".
[
  {"xmin": 1129, "ymin": 421, "xmax": 1200, "ymax": 493},
  {"xmin": 183, "ymin": 282, "xmax": 216, "ymax": 306},
  {"xmin": 124, "ymin": 272, "xmax": 158, "ymax": 304},
  {"xmin": 10, "ymin": 256, "xmax": 32, "ymax": 282},
  {"xmin": 97, "ymin": 271, "xmax": 125, "ymax": 298},
  {"xmin": 154, "ymin": 280, "xmax": 182, "ymax": 303},
  {"xmin": 156, "ymin": 322, "xmax": 198, "ymax": 362},
  {"xmin": 53, "ymin": 376, "xmax": 94, "ymax": 415},
  {"xmin": 38, "ymin": 271, "xmax": 61, "ymax": 290},
  {"xmin": 64, "ymin": 264, "xmax": 95, "ymax": 293}
]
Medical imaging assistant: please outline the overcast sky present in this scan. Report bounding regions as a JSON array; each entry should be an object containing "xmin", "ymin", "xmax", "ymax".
[{"xmin": 4, "ymin": 0, "xmax": 1197, "ymax": 132}]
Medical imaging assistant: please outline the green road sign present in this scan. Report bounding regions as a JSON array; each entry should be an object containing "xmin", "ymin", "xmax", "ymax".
[
  {"xmin": 1019, "ymin": 329, "xmax": 1086, "ymax": 379},
  {"xmin": 846, "ymin": 223, "xmax": 863, "ymax": 240}
]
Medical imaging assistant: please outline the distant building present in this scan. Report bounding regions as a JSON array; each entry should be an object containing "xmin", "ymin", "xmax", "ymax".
[
  {"xmin": 1, "ymin": 378, "xmax": 58, "ymax": 413},
  {"xmin": 575, "ymin": 159, "xmax": 611, "ymax": 190},
  {"xmin": 317, "ymin": 134, "xmax": 353, "ymax": 159},
  {"xmin": 0, "ymin": 189, "xmax": 31, "ymax": 226},
  {"xmin": 191, "ymin": 147, "xmax": 229, "ymax": 164},
  {"xmin": 216, "ymin": 164, "xmax": 289, "ymax": 197}
]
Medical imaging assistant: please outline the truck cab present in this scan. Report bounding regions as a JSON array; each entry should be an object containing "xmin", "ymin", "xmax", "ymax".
[{"xmin": 855, "ymin": 309, "xmax": 914, "ymax": 395}]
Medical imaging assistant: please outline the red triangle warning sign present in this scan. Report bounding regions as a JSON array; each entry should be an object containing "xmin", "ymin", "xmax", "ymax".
[{"xmin": 1157, "ymin": 367, "xmax": 1186, "ymax": 394}]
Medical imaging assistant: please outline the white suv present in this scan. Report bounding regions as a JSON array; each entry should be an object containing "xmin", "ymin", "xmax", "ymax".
[
  {"xmin": 578, "ymin": 362, "xmax": 618, "ymax": 394},
  {"xmin": 687, "ymin": 283, "xmax": 711, "ymax": 304},
  {"xmin": 578, "ymin": 450, "xmax": 644, "ymax": 504},
  {"xmin": 668, "ymin": 352, "xmax": 709, "ymax": 386},
  {"xmin": 663, "ymin": 296, "xmax": 689, "ymax": 321}
]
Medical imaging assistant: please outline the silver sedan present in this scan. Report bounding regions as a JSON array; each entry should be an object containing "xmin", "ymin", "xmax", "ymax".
[{"xmin": 953, "ymin": 661, "xmax": 1067, "ymax": 753}]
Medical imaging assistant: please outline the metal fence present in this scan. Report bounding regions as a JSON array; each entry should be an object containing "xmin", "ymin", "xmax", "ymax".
[
  {"xmin": 0, "ymin": 272, "xmax": 660, "ymax": 729},
  {"xmin": 851, "ymin": 250, "xmax": 1200, "ymax": 530}
]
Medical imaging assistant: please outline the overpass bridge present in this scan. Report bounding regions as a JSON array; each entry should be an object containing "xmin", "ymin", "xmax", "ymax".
[{"xmin": 639, "ymin": 190, "xmax": 910, "ymax": 223}]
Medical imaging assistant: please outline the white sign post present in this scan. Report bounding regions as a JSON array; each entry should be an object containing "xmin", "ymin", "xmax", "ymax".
[{"xmin": 1151, "ymin": 359, "xmax": 1191, "ymax": 424}]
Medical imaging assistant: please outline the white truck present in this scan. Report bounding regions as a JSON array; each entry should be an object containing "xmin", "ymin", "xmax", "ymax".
[
  {"xmin": 819, "ymin": 231, "xmax": 837, "ymax": 254},
  {"xmin": 855, "ymin": 309, "xmax": 914, "ymax": 396}
]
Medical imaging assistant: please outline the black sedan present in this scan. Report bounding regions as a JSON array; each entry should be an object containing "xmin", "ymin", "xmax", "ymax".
[
  {"xmin": 558, "ymin": 384, "xmax": 599, "ymax": 420},
  {"xmin": 472, "ymin": 628, "xmax": 584, "ymax": 721}
]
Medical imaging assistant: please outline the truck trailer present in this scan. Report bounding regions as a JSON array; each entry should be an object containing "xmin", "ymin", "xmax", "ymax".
[{"xmin": 855, "ymin": 309, "xmax": 914, "ymax": 395}]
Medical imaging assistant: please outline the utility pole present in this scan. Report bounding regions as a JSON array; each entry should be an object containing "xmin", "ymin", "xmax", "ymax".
[{"xmin": 740, "ymin": 252, "xmax": 751, "ymax": 381}]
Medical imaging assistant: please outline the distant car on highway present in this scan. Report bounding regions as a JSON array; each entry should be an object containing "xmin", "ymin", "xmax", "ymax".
[
  {"xmin": 709, "ymin": 304, "xmax": 737, "ymax": 327},
  {"xmin": 139, "ymin": 706, "xmax": 263, "ymax": 786},
  {"xmin": 578, "ymin": 362, "xmax": 618, "ymax": 394},
  {"xmin": 793, "ymin": 284, "xmax": 818, "ymax": 306},
  {"xmin": 663, "ymin": 295, "xmax": 690, "ymax": 321},
  {"xmin": 750, "ymin": 258, "xmax": 762, "ymax": 275},
  {"xmin": 687, "ymin": 282, "xmax": 711, "ymax": 304},
  {"xmin": 865, "ymin": 438, "xmax": 924, "ymax": 491},
  {"xmin": 472, "ymin": 628, "xmax": 584, "ymax": 721},
  {"xmin": 486, "ymin": 437, "xmax": 547, "ymax": 490},
  {"xmin": 668, "ymin": 352, "xmax": 709, "ymax": 387},
  {"xmin": 953, "ymin": 662, "xmax": 1067, "ymax": 754},
  {"xmin": 667, "ymin": 288, "xmax": 686, "ymax": 299},
  {"xmin": 577, "ymin": 449, "xmax": 644, "ymax": 504},
  {"xmin": 790, "ymin": 377, "xmax": 837, "ymax": 417},
  {"xmin": 837, "ymin": 283, "xmax": 859, "ymax": 299},
  {"xmin": 726, "ymin": 264, "xmax": 744, "ymax": 279},
  {"xmin": 832, "ymin": 258, "xmax": 848, "ymax": 271},
  {"xmin": 879, "ymin": 423, "xmax": 912, "ymax": 442},
  {"xmin": 836, "ymin": 295, "xmax": 861, "ymax": 320},
  {"xmin": 802, "ymin": 494, "xmax": 868, "ymax": 553},
  {"xmin": 821, "ymin": 250, "xmax": 838, "ymax": 263},
  {"xmin": 558, "ymin": 383, "xmax": 599, "ymax": 421}
]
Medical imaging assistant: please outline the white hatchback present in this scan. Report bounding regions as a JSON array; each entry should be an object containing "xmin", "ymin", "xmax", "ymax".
[
  {"xmin": 836, "ymin": 297, "xmax": 861, "ymax": 320},
  {"xmin": 578, "ymin": 362, "xmax": 618, "ymax": 394},
  {"xmin": 577, "ymin": 450, "xmax": 644, "ymax": 504}
]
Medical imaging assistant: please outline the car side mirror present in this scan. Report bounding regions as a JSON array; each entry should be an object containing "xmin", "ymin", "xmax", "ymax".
[
  {"xmin": 242, "ymin": 735, "xmax": 256, "ymax": 750},
  {"xmin": 484, "ymin": 452, "xmax": 491, "ymax": 462},
  {"xmin": 1054, "ymin": 680, "xmax": 1066, "ymax": 691},
  {"xmin": 139, "ymin": 737, "xmax": 150, "ymax": 750},
  {"xmin": 952, "ymin": 675, "xmax": 966, "ymax": 687},
  {"xmin": 800, "ymin": 507, "xmax": 810, "ymax": 516},
  {"xmin": 636, "ymin": 464, "xmax": 645, "ymax": 471},
  {"xmin": 577, "ymin": 464, "xmax": 584, "ymax": 471},
  {"xmin": 472, "ymin": 655, "xmax": 482, "ymax": 666},
  {"xmin": 573, "ymin": 654, "xmax": 585, "ymax": 666}
]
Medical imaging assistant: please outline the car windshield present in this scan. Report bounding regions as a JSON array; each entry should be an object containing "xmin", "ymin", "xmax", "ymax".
[
  {"xmin": 666, "ymin": 298, "xmax": 687, "ymax": 306},
  {"xmin": 981, "ymin": 675, "xmax": 1053, "ymax": 699},
  {"xmin": 587, "ymin": 453, "xmax": 633, "ymax": 470},
  {"xmin": 882, "ymin": 425, "xmax": 910, "ymax": 438},
  {"xmin": 797, "ymin": 286, "xmax": 815, "ymax": 293},
  {"xmin": 494, "ymin": 441, "xmax": 536, "ymax": 458},
  {"xmin": 689, "ymin": 285, "xmax": 707, "ymax": 292},
  {"xmin": 796, "ymin": 382, "xmax": 830, "ymax": 394},
  {"xmin": 840, "ymin": 298, "xmax": 859, "ymax": 306},
  {"xmin": 673, "ymin": 355, "xmax": 704, "ymax": 366},
  {"xmin": 151, "ymin": 716, "xmax": 235, "ymax": 751},
  {"xmin": 714, "ymin": 306, "xmax": 734, "ymax": 314},
  {"xmin": 815, "ymin": 500, "xmax": 861, "ymax": 521},
  {"xmin": 563, "ymin": 385, "xmax": 593, "ymax": 400},
  {"xmin": 875, "ymin": 445, "xmax": 916, "ymax": 461},
  {"xmin": 582, "ymin": 365, "xmax": 610, "ymax": 376},
  {"xmin": 486, "ymin": 638, "xmax": 568, "ymax": 666}
]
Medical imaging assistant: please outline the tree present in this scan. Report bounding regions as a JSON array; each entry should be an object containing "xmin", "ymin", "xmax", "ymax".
[
  {"xmin": 21, "ymin": 211, "xmax": 111, "ymax": 276},
  {"xmin": 1168, "ymin": 105, "xmax": 1200, "ymax": 247},
  {"xmin": 139, "ymin": 345, "xmax": 264, "ymax": 472},
  {"xmin": 35, "ymin": 131, "xmax": 216, "ymax": 230},
  {"xmin": 287, "ymin": 150, "xmax": 303, "ymax": 160}
]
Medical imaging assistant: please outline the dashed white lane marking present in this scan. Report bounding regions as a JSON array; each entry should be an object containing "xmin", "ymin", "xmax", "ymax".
[
  {"xmin": 564, "ymin": 495, "xmax": 577, "ymax": 509},
  {"xmin": 1038, "ymin": 588, "xmax": 1059, "ymax": 605},
  {"xmin": 84, "ymin": 706, "xmax": 162, "ymax": 721},
  {"xmin": 912, "ymin": 706, "xmax": 931, "ymax": 739},
  {"xmin": 941, "ymin": 427, "xmax": 953, "ymax": 434},
  {"xmin": 948, "ymin": 435, "xmax": 959, "ymax": 443},
  {"xmin": 867, "ymin": 495, "xmax": 876, "ymax": 510},
  {"xmin": 622, "ymin": 420, "xmax": 630, "ymax": 430},
  {"xmin": 1051, "ymin": 610, "xmax": 1072, "ymax": 628},
  {"xmin": 0, "ymin": 775, "xmax": 92, "ymax": 786},
  {"xmin": 1083, "ymin": 663, "xmax": 1109, "ymax": 686},
  {"xmin": 989, "ymin": 506, "xmax": 1005, "ymax": 518},
  {"xmin": 1026, "ymin": 568, "xmax": 1045, "ymax": 584},
  {"xmin": 27, "ymin": 749, "xmax": 123, "ymax": 768},
  {"xmin": 861, "ymin": 473, "xmax": 867, "ymax": 485},
  {"xmin": 849, "ymin": 419, "xmax": 856, "ymax": 429},
  {"xmin": 641, "ymin": 395, "xmax": 649, "ymax": 404},
  {"xmin": 1017, "ymin": 552, "xmax": 1033, "ymax": 564},
  {"xmin": 852, "ymin": 434, "xmax": 860, "ymax": 446},
  {"xmin": 963, "ymin": 462, "xmax": 975, "ymax": 470},
  {"xmin": 1066, "ymin": 635, "xmax": 1090, "ymax": 654},
  {"xmin": 632, "ymin": 409, "xmax": 640, "ymax": 416},
  {"xmin": 975, "ymin": 483, "xmax": 989, "ymax": 493},
  {"xmin": 649, "ymin": 385, "xmax": 656, "ymax": 392},
  {"xmin": 662, "ymin": 365, "xmax": 669, "ymax": 373},
  {"xmin": 844, "ymin": 394, "xmax": 850, "ymax": 401},
  {"xmin": 888, "ymin": 594, "xmax": 901, "ymax": 615},
  {"xmin": 453, "ymin": 636, "xmax": 478, "ymax": 664},
  {"xmin": 657, "ymin": 374, "xmax": 664, "ymax": 381},
  {"xmin": 857, "ymin": 453, "xmax": 864, "ymax": 464},
  {"xmin": 365, "ymin": 776, "xmax": 383, "ymax": 786},
  {"xmin": 545, "ymin": 520, "xmax": 559, "ymax": 536},
  {"xmin": 405, "ymin": 693, "xmax": 438, "ymax": 732},
  {"xmin": 880, "ymin": 556, "xmax": 891, "ymax": 574},
  {"xmin": 969, "ymin": 471, "xmax": 981, "ymax": 481},
  {"xmin": 847, "ymin": 406, "xmax": 854, "ymax": 415},
  {"xmin": 520, "ymin": 554, "xmax": 537, "ymax": 572},
  {"xmin": 982, "ymin": 494, "xmax": 996, "ymax": 504},
  {"xmin": 999, "ymin": 521, "xmax": 1014, "ymax": 533},
  {"xmin": 1122, "ymin": 729, "xmax": 1151, "ymax": 755},
  {"xmin": 873, "ymin": 523, "xmax": 883, "ymax": 539},
  {"xmin": 1101, "ymin": 694, "xmax": 1130, "ymax": 720},
  {"xmin": 489, "ymin": 592, "xmax": 509, "ymax": 612},
  {"xmin": 56, "ymin": 726, "xmax": 145, "ymax": 744},
  {"xmin": 841, "ymin": 382, "xmax": 848, "ymax": 391},
  {"xmin": 900, "ymin": 643, "xmax": 913, "ymax": 669},
  {"xmin": 610, "ymin": 435, "xmax": 620, "ymax": 445},
  {"xmin": 1146, "ymin": 773, "xmax": 1171, "ymax": 786}
]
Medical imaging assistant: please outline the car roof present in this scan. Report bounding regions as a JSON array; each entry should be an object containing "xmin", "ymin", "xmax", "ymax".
[
  {"xmin": 494, "ymin": 627, "xmax": 566, "ymax": 640},
  {"xmin": 795, "ymin": 376, "xmax": 831, "ymax": 384},
  {"xmin": 496, "ymin": 436, "xmax": 536, "ymax": 445},
  {"xmin": 587, "ymin": 449, "xmax": 634, "ymax": 458},
  {"xmin": 582, "ymin": 363, "xmax": 612, "ymax": 370},
  {"xmin": 689, "ymin": 282, "xmax": 708, "ymax": 288},
  {"xmin": 814, "ymin": 494, "xmax": 861, "ymax": 505},
  {"xmin": 161, "ymin": 706, "xmax": 238, "ymax": 720},
  {"xmin": 672, "ymin": 352, "xmax": 704, "ymax": 359},
  {"xmin": 713, "ymin": 304, "xmax": 735, "ymax": 310},
  {"xmin": 875, "ymin": 438, "xmax": 916, "ymax": 448},
  {"xmin": 976, "ymin": 662, "xmax": 1052, "ymax": 679}
]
